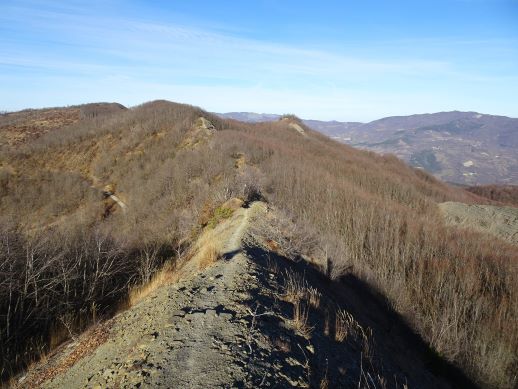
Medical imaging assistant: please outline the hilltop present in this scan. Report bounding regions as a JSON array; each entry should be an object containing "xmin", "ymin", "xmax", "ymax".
[
  {"xmin": 1, "ymin": 101, "xmax": 516, "ymax": 388},
  {"xmin": 219, "ymin": 111, "xmax": 518, "ymax": 185},
  {"xmin": 0, "ymin": 103, "xmax": 126, "ymax": 147}
]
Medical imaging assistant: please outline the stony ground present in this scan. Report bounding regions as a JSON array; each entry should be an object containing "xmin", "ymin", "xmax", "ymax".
[{"xmin": 19, "ymin": 202, "xmax": 468, "ymax": 388}]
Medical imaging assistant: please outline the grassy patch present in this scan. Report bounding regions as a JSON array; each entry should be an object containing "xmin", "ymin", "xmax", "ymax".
[{"xmin": 207, "ymin": 206, "xmax": 234, "ymax": 229}]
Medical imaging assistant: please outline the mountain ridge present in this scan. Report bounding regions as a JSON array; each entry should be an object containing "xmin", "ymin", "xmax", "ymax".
[
  {"xmin": 218, "ymin": 110, "xmax": 518, "ymax": 185},
  {"xmin": 1, "ymin": 101, "xmax": 516, "ymax": 388}
]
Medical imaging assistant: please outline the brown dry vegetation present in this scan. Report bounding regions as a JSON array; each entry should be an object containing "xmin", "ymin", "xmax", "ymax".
[
  {"xmin": 466, "ymin": 184, "xmax": 518, "ymax": 206},
  {"xmin": 0, "ymin": 108, "xmax": 80, "ymax": 147},
  {"xmin": 0, "ymin": 100, "xmax": 516, "ymax": 388},
  {"xmin": 0, "ymin": 103, "xmax": 125, "ymax": 148}
]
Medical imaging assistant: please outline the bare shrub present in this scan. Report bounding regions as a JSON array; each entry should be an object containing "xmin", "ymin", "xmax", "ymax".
[
  {"xmin": 0, "ymin": 226, "xmax": 133, "ymax": 379},
  {"xmin": 137, "ymin": 244, "xmax": 161, "ymax": 284},
  {"xmin": 247, "ymin": 207, "xmax": 320, "ymax": 261}
]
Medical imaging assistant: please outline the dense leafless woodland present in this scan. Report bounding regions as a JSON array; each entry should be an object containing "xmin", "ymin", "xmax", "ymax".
[
  {"xmin": 0, "ymin": 101, "xmax": 516, "ymax": 387},
  {"xmin": 466, "ymin": 184, "xmax": 518, "ymax": 206}
]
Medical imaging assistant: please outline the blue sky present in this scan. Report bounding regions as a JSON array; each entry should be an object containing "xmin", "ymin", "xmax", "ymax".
[{"xmin": 1, "ymin": 0, "xmax": 517, "ymax": 121}]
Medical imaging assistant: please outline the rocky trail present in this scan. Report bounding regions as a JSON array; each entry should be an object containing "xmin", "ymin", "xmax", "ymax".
[{"xmin": 19, "ymin": 202, "xmax": 473, "ymax": 388}]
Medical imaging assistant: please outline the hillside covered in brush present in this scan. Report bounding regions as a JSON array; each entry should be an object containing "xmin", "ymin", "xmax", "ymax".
[
  {"xmin": 0, "ymin": 101, "xmax": 516, "ymax": 388},
  {"xmin": 220, "ymin": 111, "xmax": 518, "ymax": 186}
]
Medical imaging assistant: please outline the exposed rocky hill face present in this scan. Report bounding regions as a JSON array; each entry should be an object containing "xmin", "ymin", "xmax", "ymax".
[{"xmin": 219, "ymin": 111, "xmax": 518, "ymax": 185}]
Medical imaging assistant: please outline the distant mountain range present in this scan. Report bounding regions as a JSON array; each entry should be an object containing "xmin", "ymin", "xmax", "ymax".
[{"xmin": 219, "ymin": 111, "xmax": 518, "ymax": 185}]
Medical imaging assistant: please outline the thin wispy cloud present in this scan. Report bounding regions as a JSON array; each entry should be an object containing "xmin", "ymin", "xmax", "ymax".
[{"xmin": 0, "ymin": 0, "xmax": 517, "ymax": 120}]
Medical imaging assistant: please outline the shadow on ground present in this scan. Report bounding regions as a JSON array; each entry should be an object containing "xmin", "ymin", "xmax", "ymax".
[{"xmin": 237, "ymin": 244, "xmax": 478, "ymax": 389}]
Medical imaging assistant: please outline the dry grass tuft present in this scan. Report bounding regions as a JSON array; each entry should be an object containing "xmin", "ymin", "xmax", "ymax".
[
  {"xmin": 292, "ymin": 301, "xmax": 313, "ymax": 338},
  {"xmin": 361, "ymin": 327, "xmax": 373, "ymax": 361},
  {"xmin": 283, "ymin": 270, "xmax": 307, "ymax": 303},
  {"xmin": 335, "ymin": 309, "xmax": 358, "ymax": 343},
  {"xmin": 281, "ymin": 269, "xmax": 320, "ymax": 338},
  {"xmin": 126, "ymin": 260, "xmax": 176, "ymax": 308},
  {"xmin": 198, "ymin": 243, "xmax": 220, "ymax": 270},
  {"xmin": 307, "ymin": 286, "xmax": 321, "ymax": 308}
]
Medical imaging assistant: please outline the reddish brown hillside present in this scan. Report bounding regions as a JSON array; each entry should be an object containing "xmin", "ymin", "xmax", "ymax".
[
  {"xmin": 0, "ymin": 101, "xmax": 515, "ymax": 388},
  {"xmin": 466, "ymin": 184, "xmax": 518, "ymax": 206}
]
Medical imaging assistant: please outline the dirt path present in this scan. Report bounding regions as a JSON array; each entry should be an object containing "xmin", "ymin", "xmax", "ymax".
[
  {"xmin": 37, "ymin": 203, "xmax": 278, "ymax": 388},
  {"xmin": 24, "ymin": 201, "xmax": 461, "ymax": 388},
  {"xmin": 107, "ymin": 194, "xmax": 127, "ymax": 211}
]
